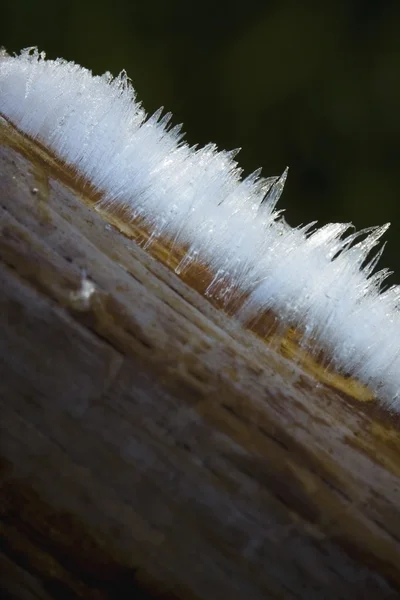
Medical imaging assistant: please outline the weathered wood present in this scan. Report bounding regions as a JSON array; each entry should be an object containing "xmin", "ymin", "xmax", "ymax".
[{"xmin": 1, "ymin": 119, "xmax": 400, "ymax": 599}]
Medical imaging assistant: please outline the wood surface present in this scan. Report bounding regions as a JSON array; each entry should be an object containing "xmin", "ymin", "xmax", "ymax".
[{"xmin": 1, "ymin": 118, "xmax": 400, "ymax": 599}]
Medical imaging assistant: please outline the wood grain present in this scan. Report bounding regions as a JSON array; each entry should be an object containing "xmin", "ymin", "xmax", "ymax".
[{"xmin": 1, "ymin": 119, "xmax": 400, "ymax": 599}]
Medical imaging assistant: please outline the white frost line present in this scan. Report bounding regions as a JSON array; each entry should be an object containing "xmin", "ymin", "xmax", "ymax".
[{"xmin": 0, "ymin": 48, "xmax": 399, "ymax": 405}]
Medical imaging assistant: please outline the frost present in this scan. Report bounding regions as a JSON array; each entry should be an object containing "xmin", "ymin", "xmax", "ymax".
[{"xmin": 0, "ymin": 48, "xmax": 399, "ymax": 405}]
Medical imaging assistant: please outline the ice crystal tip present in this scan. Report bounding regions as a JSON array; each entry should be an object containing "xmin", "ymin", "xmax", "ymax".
[{"xmin": 0, "ymin": 48, "xmax": 399, "ymax": 406}]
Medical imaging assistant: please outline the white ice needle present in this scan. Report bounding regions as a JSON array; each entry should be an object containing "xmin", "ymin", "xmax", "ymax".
[{"xmin": 0, "ymin": 48, "xmax": 399, "ymax": 405}]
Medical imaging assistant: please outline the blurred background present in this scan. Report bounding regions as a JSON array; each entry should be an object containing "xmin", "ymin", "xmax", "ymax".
[{"xmin": 2, "ymin": 0, "xmax": 400, "ymax": 283}]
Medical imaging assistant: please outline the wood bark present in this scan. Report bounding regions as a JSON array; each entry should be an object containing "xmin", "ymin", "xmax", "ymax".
[{"xmin": 1, "ymin": 119, "xmax": 400, "ymax": 599}]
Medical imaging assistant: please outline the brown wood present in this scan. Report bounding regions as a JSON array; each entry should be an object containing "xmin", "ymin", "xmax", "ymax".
[{"xmin": 1, "ymin": 118, "xmax": 400, "ymax": 599}]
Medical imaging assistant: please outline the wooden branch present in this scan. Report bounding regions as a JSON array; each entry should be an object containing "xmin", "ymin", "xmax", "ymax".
[{"xmin": 1, "ymin": 119, "xmax": 400, "ymax": 599}]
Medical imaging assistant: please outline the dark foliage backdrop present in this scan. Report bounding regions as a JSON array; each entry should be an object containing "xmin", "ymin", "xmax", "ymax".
[{"xmin": 2, "ymin": 0, "xmax": 400, "ymax": 283}]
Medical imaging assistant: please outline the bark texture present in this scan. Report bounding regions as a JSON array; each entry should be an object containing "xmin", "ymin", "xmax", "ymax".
[{"xmin": 1, "ymin": 120, "xmax": 400, "ymax": 599}]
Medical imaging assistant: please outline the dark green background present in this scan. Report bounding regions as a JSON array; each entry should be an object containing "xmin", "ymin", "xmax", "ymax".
[{"xmin": 2, "ymin": 0, "xmax": 400, "ymax": 283}]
